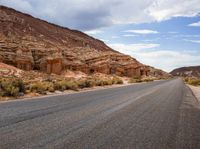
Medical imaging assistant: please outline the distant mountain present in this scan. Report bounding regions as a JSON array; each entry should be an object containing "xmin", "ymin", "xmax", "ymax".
[
  {"xmin": 170, "ymin": 66, "xmax": 200, "ymax": 77},
  {"xmin": 0, "ymin": 5, "xmax": 168, "ymax": 78}
]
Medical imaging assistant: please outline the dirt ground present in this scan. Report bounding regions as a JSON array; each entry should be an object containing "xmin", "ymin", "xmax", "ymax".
[{"xmin": 188, "ymin": 85, "xmax": 200, "ymax": 103}]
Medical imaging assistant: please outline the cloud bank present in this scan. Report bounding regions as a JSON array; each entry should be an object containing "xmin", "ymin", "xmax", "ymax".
[
  {"xmin": 124, "ymin": 30, "xmax": 159, "ymax": 34},
  {"xmin": 108, "ymin": 43, "xmax": 200, "ymax": 72},
  {"xmin": 1, "ymin": 0, "xmax": 200, "ymax": 30},
  {"xmin": 188, "ymin": 21, "xmax": 200, "ymax": 27}
]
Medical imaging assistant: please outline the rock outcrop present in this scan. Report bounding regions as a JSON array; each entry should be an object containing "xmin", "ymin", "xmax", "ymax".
[
  {"xmin": 170, "ymin": 66, "xmax": 200, "ymax": 77},
  {"xmin": 0, "ymin": 5, "xmax": 168, "ymax": 77},
  {"xmin": 0, "ymin": 62, "xmax": 22, "ymax": 77}
]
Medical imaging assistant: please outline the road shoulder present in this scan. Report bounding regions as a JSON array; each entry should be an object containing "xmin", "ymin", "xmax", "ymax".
[
  {"xmin": 0, "ymin": 82, "xmax": 137, "ymax": 103},
  {"xmin": 188, "ymin": 85, "xmax": 200, "ymax": 103}
]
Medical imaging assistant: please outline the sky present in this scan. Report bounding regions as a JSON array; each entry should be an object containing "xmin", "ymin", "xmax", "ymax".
[{"xmin": 0, "ymin": 0, "xmax": 200, "ymax": 72}]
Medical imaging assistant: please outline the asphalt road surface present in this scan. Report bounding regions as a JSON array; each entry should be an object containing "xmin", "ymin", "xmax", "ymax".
[{"xmin": 0, "ymin": 79, "xmax": 200, "ymax": 149}]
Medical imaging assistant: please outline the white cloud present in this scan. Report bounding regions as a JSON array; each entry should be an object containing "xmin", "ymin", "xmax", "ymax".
[
  {"xmin": 124, "ymin": 30, "xmax": 159, "ymax": 34},
  {"xmin": 123, "ymin": 34, "xmax": 138, "ymax": 37},
  {"xmin": 177, "ymin": 35, "xmax": 200, "ymax": 38},
  {"xmin": 188, "ymin": 21, "xmax": 200, "ymax": 27},
  {"xmin": 84, "ymin": 30, "xmax": 104, "ymax": 35},
  {"xmin": 100, "ymin": 39, "xmax": 109, "ymax": 43},
  {"xmin": 143, "ymin": 38, "xmax": 160, "ymax": 42},
  {"xmin": 108, "ymin": 43, "xmax": 160, "ymax": 52},
  {"xmin": 111, "ymin": 36, "xmax": 120, "ymax": 39},
  {"xmin": 184, "ymin": 39, "xmax": 200, "ymax": 43},
  {"xmin": 0, "ymin": 0, "xmax": 33, "ymax": 12},
  {"xmin": 148, "ymin": 0, "xmax": 200, "ymax": 21},
  {"xmin": 108, "ymin": 43, "xmax": 200, "ymax": 72},
  {"xmin": 1, "ymin": 0, "xmax": 200, "ymax": 30}
]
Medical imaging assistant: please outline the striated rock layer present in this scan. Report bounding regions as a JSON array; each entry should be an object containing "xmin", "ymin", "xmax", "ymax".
[
  {"xmin": 0, "ymin": 6, "xmax": 168, "ymax": 77},
  {"xmin": 170, "ymin": 66, "xmax": 200, "ymax": 77}
]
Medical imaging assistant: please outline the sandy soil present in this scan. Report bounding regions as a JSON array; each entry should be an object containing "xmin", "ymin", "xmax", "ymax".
[{"xmin": 188, "ymin": 85, "xmax": 200, "ymax": 103}]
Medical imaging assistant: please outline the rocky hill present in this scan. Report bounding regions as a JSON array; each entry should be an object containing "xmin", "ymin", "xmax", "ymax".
[
  {"xmin": 0, "ymin": 5, "xmax": 168, "ymax": 78},
  {"xmin": 0, "ymin": 62, "xmax": 22, "ymax": 77},
  {"xmin": 170, "ymin": 66, "xmax": 200, "ymax": 77}
]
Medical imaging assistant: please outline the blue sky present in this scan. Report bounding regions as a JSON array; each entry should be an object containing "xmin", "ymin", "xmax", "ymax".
[{"xmin": 0, "ymin": 0, "xmax": 200, "ymax": 72}]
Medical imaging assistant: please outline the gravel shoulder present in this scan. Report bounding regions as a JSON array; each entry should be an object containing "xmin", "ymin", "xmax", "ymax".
[
  {"xmin": 188, "ymin": 85, "xmax": 200, "ymax": 103},
  {"xmin": 0, "ymin": 81, "xmax": 144, "ymax": 103}
]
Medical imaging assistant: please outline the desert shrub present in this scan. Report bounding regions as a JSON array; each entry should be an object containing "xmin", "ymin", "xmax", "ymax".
[
  {"xmin": 77, "ymin": 77, "xmax": 122, "ymax": 88},
  {"xmin": 64, "ymin": 81, "xmax": 78, "ymax": 90},
  {"xmin": 102, "ymin": 79, "xmax": 113, "ymax": 86},
  {"xmin": 132, "ymin": 75, "xmax": 141, "ymax": 80},
  {"xmin": 0, "ymin": 78, "xmax": 25, "ymax": 97},
  {"xmin": 54, "ymin": 80, "xmax": 66, "ymax": 91},
  {"xmin": 3, "ymin": 85, "xmax": 19, "ymax": 97},
  {"xmin": 112, "ymin": 77, "xmax": 123, "ymax": 84},
  {"xmin": 30, "ymin": 81, "xmax": 54, "ymax": 94},
  {"xmin": 187, "ymin": 78, "xmax": 200, "ymax": 86},
  {"xmin": 48, "ymin": 86, "xmax": 55, "ymax": 92},
  {"xmin": 78, "ymin": 79, "xmax": 95, "ymax": 88},
  {"xmin": 43, "ymin": 76, "xmax": 53, "ymax": 82},
  {"xmin": 142, "ymin": 78, "xmax": 154, "ymax": 82},
  {"xmin": 85, "ymin": 79, "xmax": 96, "ymax": 87},
  {"xmin": 54, "ymin": 80, "xmax": 78, "ymax": 91},
  {"xmin": 128, "ymin": 75, "xmax": 143, "ymax": 83},
  {"xmin": 184, "ymin": 77, "xmax": 189, "ymax": 83},
  {"xmin": 95, "ymin": 79, "xmax": 105, "ymax": 86},
  {"xmin": 30, "ymin": 82, "xmax": 47, "ymax": 94},
  {"xmin": 128, "ymin": 78, "xmax": 142, "ymax": 83}
]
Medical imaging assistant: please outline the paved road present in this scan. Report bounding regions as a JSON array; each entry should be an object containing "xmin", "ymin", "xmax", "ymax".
[{"xmin": 0, "ymin": 79, "xmax": 200, "ymax": 149}]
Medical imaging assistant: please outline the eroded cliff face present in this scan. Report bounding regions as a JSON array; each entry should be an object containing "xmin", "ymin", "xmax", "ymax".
[
  {"xmin": 170, "ymin": 66, "xmax": 200, "ymax": 77},
  {"xmin": 0, "ymin": 6, "xmax": 167, "ymax": 77}
]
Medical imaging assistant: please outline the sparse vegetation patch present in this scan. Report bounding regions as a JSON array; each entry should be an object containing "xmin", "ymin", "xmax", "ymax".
[
  {"xmin": 184, "ymin": 77, "xmax": 200, "ymax": 86},
  {"xmin": 0, "ymin": 75, "xmax": 124, "ymax": 99}
]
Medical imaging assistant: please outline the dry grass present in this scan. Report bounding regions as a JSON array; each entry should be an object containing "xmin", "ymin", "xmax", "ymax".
[
  {"xmin": 0, "ymin": 76, "xmax": 123, "ymax": 98},
  {"xmin": 0, "ymin": 77, "xmax": 25, "ymax": 97},
  {"xmin": 184, "ymin": 77, "xmax": 200, "ymax": 86},
  {"xmin": 129, "ymin": 76, "xmax": 155, "ymax": 83}
]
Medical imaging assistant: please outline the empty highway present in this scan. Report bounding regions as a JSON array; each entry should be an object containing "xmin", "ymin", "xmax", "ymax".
[{"xmin": 0, "ymin": 79, "xmax": 200, "ymax": 149}]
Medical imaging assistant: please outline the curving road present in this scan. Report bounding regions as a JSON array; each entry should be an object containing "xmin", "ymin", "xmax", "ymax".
[{"xmin": 0, "ymin": 79, "xmax": 200, "ymax": 149}]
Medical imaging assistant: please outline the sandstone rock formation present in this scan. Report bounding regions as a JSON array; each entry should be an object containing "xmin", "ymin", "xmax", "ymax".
[
  {"xmin": 0, "ymin": 6, "xmax": 168, "ymax": 77},
  {"xmin": 0, "ymin": 62, "xmax": 22, "ymax": 77},
  {"xmin": 170, "ymin": 66, "xmax": 200, "ymax": 77}
]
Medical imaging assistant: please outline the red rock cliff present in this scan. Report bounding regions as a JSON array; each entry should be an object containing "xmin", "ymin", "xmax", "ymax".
[{"xmin": 0, "ymin": 5, "xmax": 168, "ymax": 77}]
